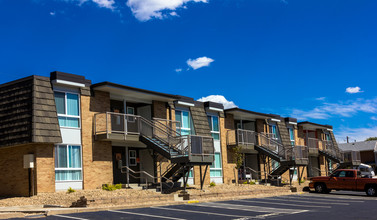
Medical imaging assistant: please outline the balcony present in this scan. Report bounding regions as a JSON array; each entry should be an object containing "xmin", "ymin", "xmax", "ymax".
[
  {"xmin": 292, "ymin": 145, "xmax": 309, "ymax": 165},
  {"xmin": 94, "ymin": 112, "xmax": 214, "ymax": 164},
  {"xmin": 94, "ymin": 112, "xmax": 141, "ymax": 142},
  {"xmin": 227, "ymin": 129, "xmax": 257, "ymax": 153},
  {"xmin": 306, "ymin": 138, "xmax": 319, "ymax": 156},
  {"xmin": 341, "ymin": 150, "xmax": 361, "ymax": 166}
]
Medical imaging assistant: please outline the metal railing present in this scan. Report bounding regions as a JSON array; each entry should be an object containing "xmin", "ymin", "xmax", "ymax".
[
  {"xmin": 321, "ymin": 140, "xmax": 342, "ymax": 160},
  {"xmin": 120, "ymin": 165, "xmax": 174, "ymax": 190},
  {"xmin": 227, "ymin": 129, "xmax": 256, "ymax": 146},
  {"xmin": 94, "ymin": 112, "xmax": 215, "ymax": 160},
  {"xmin": 306, "ymin": 137, "xmax": 320, "ymax": 154},
  {"xmin": 293, "ymin": 145, "xmax": 309, "ymax": 162},
  {"xmin": 342, "ymin": 150, "xmax": 361, "ymax": 163},
  {"xmin": 257, "ymin": 132, "xmax": 289, "ymax": 160}
]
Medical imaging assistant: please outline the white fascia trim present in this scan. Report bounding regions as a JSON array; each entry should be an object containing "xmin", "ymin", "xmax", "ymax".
[
  {"xmin": 208, "ymin": 107, "xmax": 223, "ymax": 112},
  {"xmin": 177, "ymin": 101, "xmax": 195, "ymax": 107},
  {"xmin": 271, "ymin": 118, "xmax": 281, "ymax": 122},
  {"xmin": 53, "ymin": 79, "xmax": 85, "ymax": 88},
  {"xmin": 326, "ymin": 128, "xmax": 333, "ymax": 131},
  {"xmin": 288, "ymin": 122, "xmax": 297, "ymax": 125}
]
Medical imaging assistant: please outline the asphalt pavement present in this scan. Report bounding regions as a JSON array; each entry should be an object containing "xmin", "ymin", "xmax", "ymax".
[{"xmin": 13, "ymin": 191, "xmax": 377, "ymax": 220}]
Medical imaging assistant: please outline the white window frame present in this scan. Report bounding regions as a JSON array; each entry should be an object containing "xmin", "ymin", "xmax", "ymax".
[
  {"xmin": 129, "ymin": 150, "xmax": 137, "ymax": 166},
  {"xmin": 210, "ymin": 152, "xmax": 223, "ymax": 177},
  {"xmin": 175, "ymin": 109, "xmax": 192, "ymax": 135},
  {"xmin": 288, "ymin": 127, "xmax": 295, "ymax": 146},
  {"xmin": 208, "ymin": 115, "xmax": 220, "ymax": 141},
  {"xmin": 54, "ymin": 90, "xmax": 81, "ymax": 129},
  {"xmin": 55, "ymin": 144, "xmax": 83, "ymax": 182}
]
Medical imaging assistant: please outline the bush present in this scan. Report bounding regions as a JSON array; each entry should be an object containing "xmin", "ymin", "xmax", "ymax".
[
  {"xmin": 249, "ymin": 181, "xmax": 256, "ymax": 185},
  {"xmin": 300, "ymin": 179, "xmax": 305, "ymax": 183},
  {"xmin": 209, "ymin": 182, "xmax": 216, "ymax": 187},
  {"xmin": 243, "ymin": 181, "xmax": 248, "ymax": 184},
  {"xmin": 67, "ymin": 187, "xmax": 75, "ymax": 193},
  {"xmin": 102, "ymin": 184, "xmax": 122, "ymax": 191}
]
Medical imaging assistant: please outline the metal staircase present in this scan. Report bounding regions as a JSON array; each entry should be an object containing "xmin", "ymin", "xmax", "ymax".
[
  {"xmin": 256, "ymin": 133, "xmax": 308, "ymax": 184},
  {"xmin": 94, "ymin": 112, "xmax": 215, "ymax": 191}
]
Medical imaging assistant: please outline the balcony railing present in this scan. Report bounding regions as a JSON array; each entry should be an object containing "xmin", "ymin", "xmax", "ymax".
[
  {"xmin": 306, "ymin": 138, "xmax": 320, "ymax": 155},
  {"xmin": 227, "ymin": 129, "xmax": 256, "ymax": 146},
  {"xmin": 94, "ymin": 112, "xmax": 214, "ymax": 160},
  {"xmin": 342, "ymin": 150, "xmax": 361, "ymax": 164},
  {"xmin": 293, "ymin": 145, "xmax": 309, "ymax": 164},
  {"xmin": 258, "ymin": 132, "xmax": 288, "ymax": 159}
]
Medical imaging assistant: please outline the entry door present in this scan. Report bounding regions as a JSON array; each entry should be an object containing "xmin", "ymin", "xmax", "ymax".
[{"xmin": 112, "ymin": 146, "xmax": 127, "ymax": 184}]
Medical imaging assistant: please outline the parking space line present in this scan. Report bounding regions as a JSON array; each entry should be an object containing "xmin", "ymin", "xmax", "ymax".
[
  {"xmin": 151, "ymin": 206, "xmax": 255, "ymax": 218},
  {"xmin": 234, "ymin": 199, "xmax": 334, "ymax": 208},
  {"xmin": 193, "ymin": 202, "xmax": 308, "ymax": 214},
  {"xmin": 53, "ymin": 215, "xmax": 89, "ymax": 220},
  {"xmin": 108, "ymin": 210, "xmax": 186, "ymax": 220},
  {"xmin": 300, "ymin": 193, "xmax": 376, "ymax": 201},
  {"xmin": 279, "ymin": 195, "xmax": 364, "ymax": 203},
  {"xmin": 257, "ymin": 197, "xmax": 350, "ymax": 205}
]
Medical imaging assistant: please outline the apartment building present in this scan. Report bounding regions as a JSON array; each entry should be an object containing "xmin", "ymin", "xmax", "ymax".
[
  {"xmin": 298, "ymin": 122, "xmax": 361, "ymax": 177},
  {"xmin": 0, "ymin": 71, "xmax": 359, "ymax": 196}
]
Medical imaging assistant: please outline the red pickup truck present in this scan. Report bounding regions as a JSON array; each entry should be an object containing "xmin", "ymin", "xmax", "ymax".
[{"xmin": 309, "ymin": 169, "xmax": 377, "ymax": 196}]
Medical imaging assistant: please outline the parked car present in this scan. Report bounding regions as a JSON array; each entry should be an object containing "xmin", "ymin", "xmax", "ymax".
[
  {"xmin": 358, "ymin": 163, "xmax": 375, "ymax": 178},
  {"xmin": 309, "ymin": 169, "xmax": 377, "ymax": 196}
]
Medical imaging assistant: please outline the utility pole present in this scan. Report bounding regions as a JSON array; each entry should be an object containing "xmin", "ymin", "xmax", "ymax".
[{"xmin": 346, "ymin": 136, "xmax": 349, "ymax": 143}]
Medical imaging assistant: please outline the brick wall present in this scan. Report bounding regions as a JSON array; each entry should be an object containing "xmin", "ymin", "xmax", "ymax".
[
  {"xmin": 0, "ymin": 143, "xmax": 54, "ymax": 196},
  {"xmin": 81, "ymin": 91, "xmax": 113, "ymax": 189}
]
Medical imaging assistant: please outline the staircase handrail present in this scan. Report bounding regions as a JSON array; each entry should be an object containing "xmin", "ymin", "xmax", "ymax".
[
  {"xmin": 152, "ymin": 118, "xmax": 182, "ymax": 136},
  {"xmin": 258, "ymin": 132, "xmax": 290, "ymax": 160},
  {"xmin": 244, "ymin": 166, "xmax": 289, "ymax": 185},
  {"xmin": 120, "ymin": 165, "xmax": 174, "ymax": 190},
  {"xmin": 138, "ymin": 116, "xmax": 186, "ymax": 155}
]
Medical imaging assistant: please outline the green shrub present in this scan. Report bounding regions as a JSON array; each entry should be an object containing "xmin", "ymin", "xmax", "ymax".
[
  {"xmin": 243, "ymin": 181, "xmax": 248, "ymax": 184},
  {"xmin": 300, "ymin": 179, "xmax": 305, "ymax": 183},
  {"xmin": 249, "ymin": 181, "xmax": 256, "ymax": 185},
  {"xmin": 209, "ymin": 182, "xmax": 216, "ymax": 187},
  {"xmin": 102, "ymin": 184, "xmax": 121, "ymax": 191},
  {"xmin": 67, "ymin": 187, "xmax": 75, "ymax": 193}
]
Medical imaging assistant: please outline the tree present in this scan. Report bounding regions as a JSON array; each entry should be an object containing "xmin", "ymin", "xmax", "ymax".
[
  {"xmin": 365, "ymin": 137, "xmax": 377, "ymax": 141},
  {"xmin": 233, "ymin": 146, "xmax": 243, "ymax": 185}
]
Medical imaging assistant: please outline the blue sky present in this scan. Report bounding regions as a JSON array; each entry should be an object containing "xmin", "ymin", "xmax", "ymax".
[{"xmin": 0, "ymin": 0, "xmax": 377, "ymax": 142}]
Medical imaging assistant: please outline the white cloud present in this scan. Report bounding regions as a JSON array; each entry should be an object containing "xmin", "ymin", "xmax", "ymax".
[
  {"xmin": 175, "ymin": 68, "xmax": 182, "ymax": 72},
  {"xmin": 315, "ymin": 97, "xmax": 326, "ymax": 101},
  {"xmin": 291, "ymin": 98, "xmax": 377, "ymax": 120},
  {"xmin": 197, "ymin": 95, "xmax": 238, "ymax": 109},
  {"xmin": 371, "ymin": 116, "xmax": 377, "ymax": 121},
  {"xmin": 126, "ymin": 0, "xmax": 208, "ymax": 21},
  {"xmin": 49, "ymin": 11, "xmax": 56, "ymax": 16},
  {"xmin": 170, "ymin": 11, "xmax": 178, "ymax": 17},
  {"xmin": 92, "ymin": 0, "xmax": 115, "ymax": 9},
  {"xmin": 336, "ymin": 126, "xmax": 377, "ymax": 143},
  {"xmin": 346, "ymin": 86, "xmax": 363, "ymax": 94},
  {"xmin": 187, "ymin": 56, "xmax": 214, "ymax": 70}
]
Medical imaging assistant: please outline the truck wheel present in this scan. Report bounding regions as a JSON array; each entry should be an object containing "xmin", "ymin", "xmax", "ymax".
[
  {"xmin": 365, "ymin": 186, "xmax": 376, "ymax": 196},
  {"xmin": 315, "ymin": 183, "xmax": 326, "ymax": 193}
]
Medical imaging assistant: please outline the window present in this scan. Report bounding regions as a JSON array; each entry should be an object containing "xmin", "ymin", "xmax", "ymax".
[
  {"xmin": 175, "ymin": 110, "xmax": 193, "ymax": 135},
  {"xmin": 325, "ymin": 132, "xmax": 332, "ymax": 141},
  {"xmin": 208, "ymin": 115, "xmax": 220, "ymax": 140},
  {"xmin": 269, "ymin": 124, "xmax": 279, "ymax": 141},
  {"xmin": 127, "ymin": 107, "xmax": 134, "ymax": 115},
  {"xmin": 54, "ymin": 91, "xmax": 80, "ymax": 128},
  {"xmin": 129, "ymin": 150, "xmax": 137, "ymax": 166},
  {"xmin": 288, "ymin": 127, "xmax": 295, "ymax": 146},
  {"xmin": 55, "ymin": 145, "xmax": 82, "ymax": 181},
  {"xmin": 210, "ymin": 152, "xmax": 223, "ymax": 177}
]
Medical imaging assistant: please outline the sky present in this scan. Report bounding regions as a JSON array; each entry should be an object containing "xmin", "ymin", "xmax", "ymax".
[{"xmin": 0, "ymin": 0, "xmax": 377, "ymax": 143}]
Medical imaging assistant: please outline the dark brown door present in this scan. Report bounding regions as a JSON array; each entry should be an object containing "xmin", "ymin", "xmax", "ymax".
[{"xmin": 112, "ymin": 146, "xmax": 127, "ymax": 184}]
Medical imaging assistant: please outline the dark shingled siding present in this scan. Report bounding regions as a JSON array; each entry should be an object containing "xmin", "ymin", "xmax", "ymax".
[
  {"xmin": 190, "ymin": 106, "xmax": 211, "ymax": 137},
  {"xmin": 277, "ymin": 121, "xmax": 292, "ymax": 147},
  {"xmin": 32, "ymin": 76, "xmax": 62, "ymax": 143},
  {"xmin": 0, "ymin": 75, "xmax": 62, "ymax": 148},
  {"xmin": 0, "ymin": 76, "xmax": 33, "ymax": 147}
]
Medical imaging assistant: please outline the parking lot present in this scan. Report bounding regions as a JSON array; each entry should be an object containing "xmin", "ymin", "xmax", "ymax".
[{"xmin": 17, "ymin": 191, "xmax": 377, "ymax": 219}]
